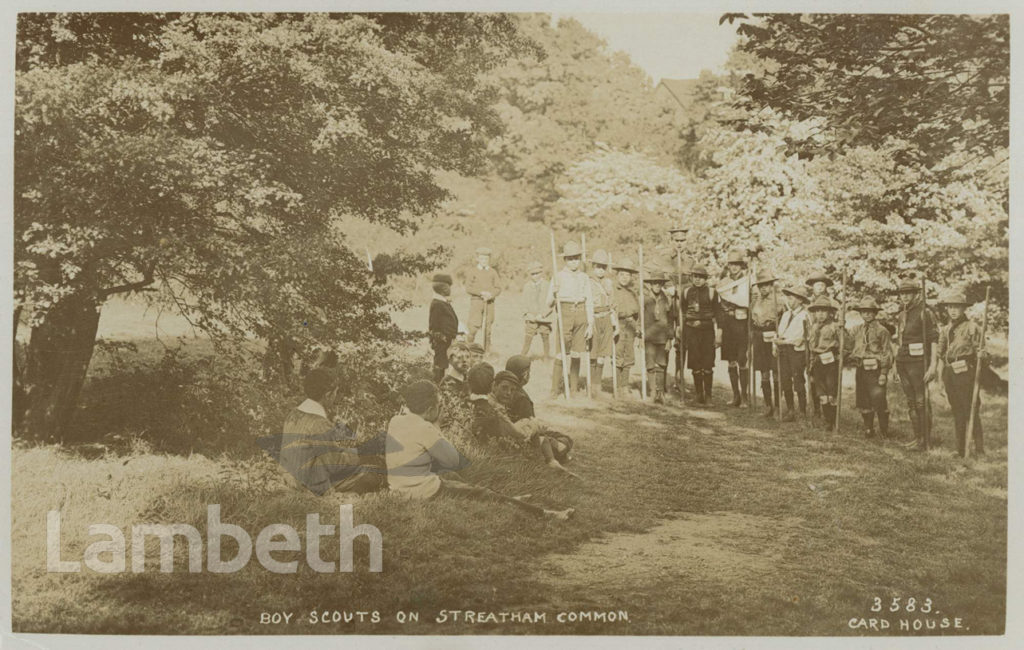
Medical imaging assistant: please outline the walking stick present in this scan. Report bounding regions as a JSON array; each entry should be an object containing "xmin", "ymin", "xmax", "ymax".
[
  {"xmin": 965, "ymin": 286, "xmax": 990, "ymax": 459},
  {"xmin": 581, "ymin": 234, "xmax": 592, "ymax": 398},
  {"xmin": 482, "ymin": 298, "xmax": 490, "ymax": 354},
  {"xmin": 610, "ymin": 251, "xmax": 618, "ymax": 399},
  {"xmin": 748, "ymin": 262, "xmax": 756, "ymax": 410},
  {"xmin": 638, "ymin": 244, "xmax": 648, "ymax": 401},
  {"xmin": 921, "ymin": 276, "xmax": 931, "ymax": 450},
  {"xmin": 774, "ymin": 282, "xmax": 783, "ymax": 422},
  {"xmin": 550, "ymin": 232, "xmax": 571, "ymax": 400},
  {"xmin": 676, "ymin": 250, "xmax": 685, "ymax": 404},
  {"xmin": 834, "ymin": 266, "xmax": 847, "ymax": 434}
]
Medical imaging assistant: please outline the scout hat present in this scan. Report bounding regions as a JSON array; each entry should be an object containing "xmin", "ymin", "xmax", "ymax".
[
  {"xmin": 896, "ymin": 278, "xmax": 919, "ymax": 293},
  {"xmin": 527, "ymin": 261, "xmax": 543, "ymax": 274},
  {"xmin": 643, "ymin": 270, "xmax": 668, "ymax": 282},
  {"xmin": 853, "ymin": 296, "xmax": 881, "ymax": 312},
  {"xmin": 805, "ymin": 272, "xmax": 834, "ymax": 288},
  {"xmin": 475, "ymin": 246, "xmax": 492, "ymax": 256},
  {"xmin": 493, "ymin": 370, "xmax": 520, "ymax": 388},
  {"xmin": 689, "ymin": 265, "xmax": 709, "ymax": 278},
  {"xmin": 726, "ymin": 250, "xmax": 747, "ymax": 265},
  {"xmin": 782, "ymin": 285, "xmax": 810, "ymax": 302},
  {"xmin": 808, "ymin": 295, "xmax": 837, "ymax": 312},
  {"xmin": 468, "ymin": 342, "xmax": 485, "ymax": 355},
  {"xmin": 752, "ymin": 269, "xmax": 777, "ymax": 285},
  {"xmin": 591, "ymin": 249, "xmax": 610, "ymax": 266},
  {"xmin": 668, "ymin": 222, "xmax": 688, "ymax": 234},
  {"xmin": 938, "ymin": 290, "xmax": 969, "ymax": 306},
  {"xmin": 432, "ymin": 273, "xmax": 453, "ymax": 285},
  {"xmin": 561, "ymin": 241, "xmax": 582, "ymax": 258},
  {"xmin": 612, "ymin": 257, "xmax": 637, "ymax": 273},
  {"xmin": 401, "ymin": 380, "xmax": 438, "ymax": 414}
]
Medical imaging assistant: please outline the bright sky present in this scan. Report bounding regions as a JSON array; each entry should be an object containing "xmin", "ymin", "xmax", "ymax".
[{"xmin": 564, "ymin": 13, "xmax": 740, "ymax": 83}]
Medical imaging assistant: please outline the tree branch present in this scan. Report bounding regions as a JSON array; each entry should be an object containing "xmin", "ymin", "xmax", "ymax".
[{"xmin": 100, "ymin": 262, "xmax": 157, "ymax": 298}]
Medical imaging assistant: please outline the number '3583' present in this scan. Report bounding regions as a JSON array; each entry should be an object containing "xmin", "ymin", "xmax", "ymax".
[{"xmin": 871, "ymin": 597, "xmax": 933, "ymax": 613}]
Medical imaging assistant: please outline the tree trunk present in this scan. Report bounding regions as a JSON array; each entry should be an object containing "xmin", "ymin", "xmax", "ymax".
[{"xmin": 21, "ymin": 291, "xmax": 102, "ymax": 443}]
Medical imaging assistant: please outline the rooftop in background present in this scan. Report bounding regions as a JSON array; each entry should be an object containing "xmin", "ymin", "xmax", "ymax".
[{"xmin": 564, "ymin": 13, "xmax": 740, "ymax": 83}]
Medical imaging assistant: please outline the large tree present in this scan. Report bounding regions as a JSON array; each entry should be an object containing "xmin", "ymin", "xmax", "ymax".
[{"xmin": 14, "ymin": 13, "xmax": 530, "ymax": 442}]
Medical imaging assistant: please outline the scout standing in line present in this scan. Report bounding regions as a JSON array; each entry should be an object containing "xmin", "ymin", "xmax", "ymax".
[
  {"xmin": 465, "ymin": 246, "xmax": 502, "ymax": 351},
  {"xmin": 547, "ymin": 241, "xmax": 595, "ymax": 398},
  {"xmin": 750, "ymin": 270, "xmax": 782, "ymax": 417},
  {"xmin": 612, "ymin": 257, "xmax": 640, "ymax": 398},
  {"xmin": 805, "ymin": 271, "xmax": 833, "ymax": 421},
  {"xmin": 587, "ymin": 249, "xmax": 617, "ymax": 396},
  {"xmin": 428, "ymin": 273, "xmax": 459, "ymax": 382},
  {"xmin": 682, "ymin": 265, "xmax": 718, "ymax": 405},
  {"xmin": 775, "ymin": 286, "xmax": 810, "ymax": 421},
  {"xmin": 717, "ymin": 250, "xmax": 751, "ymax": 407},
  {"xmin": 843, "ymin": 297, "xmax": 892, "ymax": 439},
  {"xmin": 894, "ymin": 279, "xmax": 939, "ymax": 449},
  {"xmin": 641, "ymin": 268, "xmax": 675, "ymax": 404},
  {"xmin": 933, "ymin": 290, "xmax": 986, "ymax": 457},
  {"xmin": 807, "ymin": 295, "xmax": 841, "ymax": 431},
  {"xmin": 521, "ymin": 261, "xmax": 553, "ymax": 358},
  {"xmin": 665, "ymin": 223, "xmax": 691, "ymax": 396}
]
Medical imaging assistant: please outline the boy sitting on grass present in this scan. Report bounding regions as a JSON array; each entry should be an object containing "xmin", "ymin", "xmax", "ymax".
[
  {"xmin": 467, "ymin": 363, "xmax": 577, "ymax": 478},
  {"xmin": 385, "ymin": 379, "xmax": 574, "ymax": 520}
]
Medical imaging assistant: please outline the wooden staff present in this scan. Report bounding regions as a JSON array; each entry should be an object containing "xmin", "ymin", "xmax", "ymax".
[
  {"xmin": 965, "ymin": 286, "xmax": 990, "ymax": 459},
  {"xmin": 921, "ymin": 275, "xmax": 931, "ymax": 450},
  {"xmin": 774, "ymin": 280, "xmax": 783, "ymax": 422},
  {"xmin": 482, "ymin": 298, "xmax": 490, "ymax": 354},
  {"xmin": 550, "ymin": 232, "xmax": 571, "ymax": 400},
  {"xmin": 638, "ymin": 244, "xmax": 648, "ymax": 401},
  {"xmin": 747, "ymin": 261, "xmax": 756, "ymax": 410},
  {"xmin": 834, "ymin": 265, "xmax": 847, "ymax": 434},
  {"xmin": 581, "ymin": 233, "xmax": 592, "ymax": 398},
  {"xmin": 676, "ymin": 250, "xmax": 686, "ymax": 404},
  {"xmin": 609, "ymin": 250, "xmax": 618, "ymax": 399}
]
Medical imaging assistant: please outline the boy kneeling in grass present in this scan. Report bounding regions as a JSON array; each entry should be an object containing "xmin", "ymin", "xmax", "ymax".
[
  {"xmin": 385, "ymin": 379, "xmax": 574, "ymax": 520},
  {"xmin": 467, "ymin": 363, "xmax": 577, "ymax": 478}
]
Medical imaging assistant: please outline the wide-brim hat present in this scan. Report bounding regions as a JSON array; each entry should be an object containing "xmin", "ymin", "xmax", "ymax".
[
  {"xmin": 643, "ymin": 269, "xmax": 668, "ymax": 282},
  {"xmin": 805, "ymin": 272, "xmax": 833, "ymax": 288},
  {"xmin": 853, "ymin": 296, "xmax": 881, "ymax": 311},
  {"xmin": 527, "ymin": 261, "xmax": 543, "ymax": 274},
  {"xmin": 726, "ymin": 250, "xmax": 747, "ymax": 265},
  {"xmin": 561, "ymin": 241, "xmax": 582, "ymax": 258},
  {"xmin": 896, "ymin": 278, "xmax": 920, "ymax": 293},
  {"xmin": 938, "ymin": 290, "xmax": 969, "ymax": 306},
  {"xmin": 475, "ymin": 246, "xmax": 492, "ymax": 256},
  {"xmin": 752, "ymin": 269, "xmax": 777, "ymax": 285},
  {"xmin": 668, "ymin": 222, "xmax": 688, "ymax": 234},
  {"xmin": 808, "ymin": 295, "xmax": 838, "ymax": 312},
  {"xmin": 782, "ymin": 285, "xmax": 810, "ymax": 302},
  {"xmin": 612, "ymin": 257, "xmax": 637, "ymax": 273},
  {"xmin": 432, "ymin": 273, "xmax": 453, "ymax": 285},
  {"xmin": 689, "ymin": 264, "xmax": 709, "ymax": 278},
  {"xmin": 591, "ymin": 249, "xmax": 610, "ymax": 265}
]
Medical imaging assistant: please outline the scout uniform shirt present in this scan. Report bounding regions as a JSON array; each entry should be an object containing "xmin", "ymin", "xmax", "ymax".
[
  {"xmin": 522, "ymin": 277, "xmax": 552, "ymax": 323},
  {"xmin": 546, "ymin": 268, "xmax": 595, "ymax": 322},
  {"xmin": 938, "ymin": 317, "xmax": 984, "ymax": 371},
  {"xmin": 591, "ymin": 275, "xmax": 613, "ymax": 317},
  {"xmin": 643, "ymin": 286, "xmax": 675, "ymax": 344},
  {"xmin": 614, "ymin": 284, "xmax": 640, "ymax": 333},
  {"xmin": 844, "ymin": 320, "xmax": 893, "ymax": 371},
  {"xmin": 682, "ymin": 285, "xmax": 718, "ymax": 329},
  {"xmin": 777, "ymin": 305, "xmax": 808, "ymax": 351},
  {"xmin": 808, "ymin": 319, "xmax": 840, "ymax": 364},
  {"xmin": 896, "ymin": 300, "xmax": 939, "ymax": 362}
]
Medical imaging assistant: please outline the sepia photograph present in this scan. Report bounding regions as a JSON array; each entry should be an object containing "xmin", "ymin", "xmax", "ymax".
[{"xmin": 4, "ymin": 3, "xmax": 1015, "ymax": 644}]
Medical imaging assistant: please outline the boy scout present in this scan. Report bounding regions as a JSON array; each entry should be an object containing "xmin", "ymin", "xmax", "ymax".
[
  {"xmin": 547, "ymin": 241, "xmax": 595, "ymax": 397},
  {"xmin": 588, "ymin": 249, "xmax": 617, "ymax": 396},
  {"xmin": 933, "ymin": 291, "xmax": 986, "ymax": 457},
  {"xmin": 717, "ymin": 249, "xmax": 751, "ymax": 407},
  {"xmin": 521, "ymin": 261, "xmax": 552, "ymax": 358},
  {"xmin": 665, "ymin": 223, "xmax": 691, "ymax": 395},
  {"xmin": 844, "ymin": 297, "xmax": 892, "ymax": 439},
  {"xmin": 805, "ymin": 271, "xmax": 833, "ymax": 419},
  {"xmin": 612, "ymin": 257, "xmax": 640, "ymax": 397},
  {"xmin": 775, "ymin": 286, "xmax": 810, "ymax": 421},
  {"xmin": 428, "ymin": 273, "xmax": 459, "ymax": 382},
  {"xmin": 750, "ymin": 270, "xmax": 782, "ymax": 417},
  {"xmin": 894, "ymin": 279, "xmax": 939, "ymax": 449},
  {"xmin": 465, "ymin": 247, "xmax": 502, "ymax": 351},
  {"xmin": 642, "ymin": 268, "xmax": 675, "ymax": 404},
  {"xmin": 682, "ymin": 265, "xmax": 718, "ymax": 404},
  {"xmin": 807, "ymin": 295, "xmax": 841, "ymax": 430}
]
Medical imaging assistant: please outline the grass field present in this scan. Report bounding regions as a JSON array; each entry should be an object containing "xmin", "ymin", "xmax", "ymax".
[{"xmin": 10, "ymin": 289, "xmax": 1007, "ymax": 635}]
